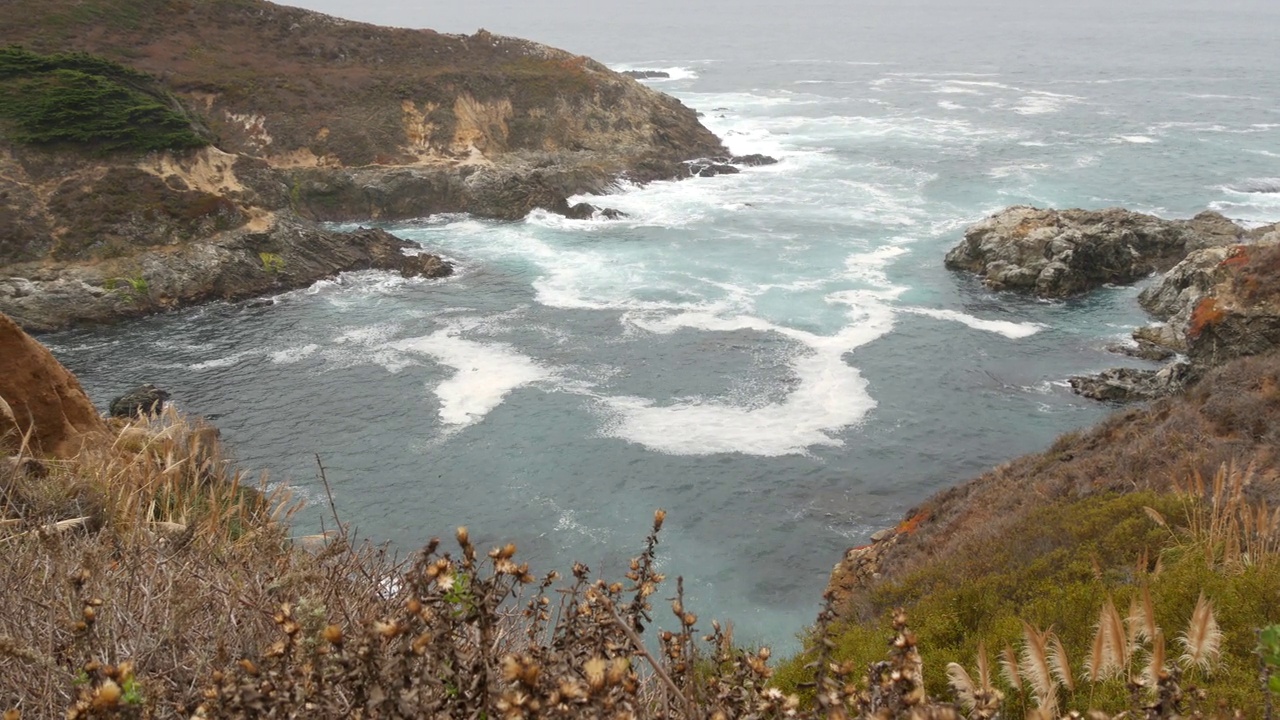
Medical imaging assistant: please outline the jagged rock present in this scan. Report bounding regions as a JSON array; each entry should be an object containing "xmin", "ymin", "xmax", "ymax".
[
  {"xmin": 729, "ymin": 154, "xmax": 779, "ymax": 166},
  {"xmin": 1138, "ymin": 245, "xmax": 1236, "ymax": 320},
  {"xmin": 1107, "ymin": 340, "xmax": 1176, "ymax": 362},
  {"xmin": 109, "ymin": 385, "xmax": 172, "ymax": 418},
  {"xmin": 0, "ymin": 220, "xmax": 451, "ymax": 333},
  {"xmin": 685, "ymin": 159, "xmax": 741, "ymax": 178},
  {"xmin": 1068, "ymin": 363, "xmax": 1193, "ymax": 403},
  {"xmin": 620, "ymin": 70, "xmax": 671, "ymax": 79},
  {"xmin": 944, "ymin": 206, "xmax": 1244, "ymax": 298},
  {"xmin": 1133, "ymin": 323, "xmax": 1186, "ymax": 353},
  {"xmin": 547, "ymin": 199, "xmax": 627, "ymax": 221},
  {"xmin": 398, "ymin": 253, "xmax": 453, "ymax": 279},
  {"xmin": 0, "ymin": 313, "xmax": 107, "ymax": 456},
  {"xmin": 1131, "ymin": 237, "xmax": 1280, "ymax": 364}
]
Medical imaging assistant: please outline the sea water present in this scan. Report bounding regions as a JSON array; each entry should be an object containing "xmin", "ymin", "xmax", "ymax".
[{"xmin": 42, "ymin": 0, "xmax": 1280, "ymax": 652}]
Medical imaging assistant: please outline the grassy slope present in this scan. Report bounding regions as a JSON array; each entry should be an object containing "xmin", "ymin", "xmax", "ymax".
[
  {"xmin": 0, "ymin": 0, "xmax": 722, "ymax": 166},
  {"xmin": 776, "ymin": 351, "xmax": 1280, "ymax": 714}
]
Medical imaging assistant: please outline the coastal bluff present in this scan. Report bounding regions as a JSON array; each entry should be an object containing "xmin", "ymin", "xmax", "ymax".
[{"xmin": 0, "ymin": 0, "xmax": 727, "ymax": 331}]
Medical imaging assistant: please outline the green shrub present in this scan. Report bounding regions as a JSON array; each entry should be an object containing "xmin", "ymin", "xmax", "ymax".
[
  {"xmin": 774, "ymin": 490, "xmax": 1280, "ymax": 714},
  {"xmin": 0, "ymin": 45, "xmax": 208, "ymax": 152}
]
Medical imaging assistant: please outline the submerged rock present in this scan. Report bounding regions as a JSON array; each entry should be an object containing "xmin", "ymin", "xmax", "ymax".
[
  {"xmin": 620, "ymin": 70, "xmax": 671, "ymax": 79},
  {"xmin": 945, "ymin": 206, "xmax": 1245, "ymax": 298},
  {"xmin": 109, "ymin": 385, "xmax": 172, "ymax": 418},
  {"xmin": 548, "ymin": 199, "xmax": 627, "ymax": 221},
  {"xmin": 685, "ymin": 159, "xmax": 741, "ymax": 177}
]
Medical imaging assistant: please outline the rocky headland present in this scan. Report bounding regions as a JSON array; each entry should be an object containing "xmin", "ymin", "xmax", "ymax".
[
  {"xmin": 945, "ymin": 205, "xmax": 1280, "ymax": 402},
  {"xmin": 0, "ymin": 0, "xmax": 733, "ymax": 331},
  {"xmin": 823, "ymin": 205, "xmax": 1280, "ymax": 622}
]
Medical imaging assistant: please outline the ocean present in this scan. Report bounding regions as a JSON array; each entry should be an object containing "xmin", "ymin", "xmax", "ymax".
[{"xmin": 42, "ymin": 0, "xmax": 1280, "ymax": 652}]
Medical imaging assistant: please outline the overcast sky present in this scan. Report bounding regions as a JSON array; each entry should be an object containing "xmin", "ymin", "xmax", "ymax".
[{"xmin": 277, "ymin": 0, "xmax": 1280, "ymax": 72}]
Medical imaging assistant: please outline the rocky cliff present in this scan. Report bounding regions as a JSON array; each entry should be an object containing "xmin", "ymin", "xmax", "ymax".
[
  {"xmin": 0, "ymin": 0, "xmax": 728, "ymax": 331},
  {"xmin": 1, "ymin": 0, "xmax": 724, "ymax": 219}
]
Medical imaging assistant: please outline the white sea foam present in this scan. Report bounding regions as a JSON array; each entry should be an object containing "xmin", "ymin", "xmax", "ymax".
[
  {"xmin": 937, "ymin": 100, "xmax": 965, "ymax": 110},
  {"xmin": 1118, "ymin": 135, "xmax": 1158, "ymax": 144},
  {"xmin": 599, "ymin": 302, "xmax": 893, "ymax": 456},
  {"xmin": 902, "ymin": 308, "xmax": 1044, "ymax": 339},
  {"xmin": 1012, "ymin": 95, "xmax": 1070, "ymax": 115},
  {"xmin": 988, "ymin": 163, "xmax": 1050, "ymax": 179},
  {"xmin": 270, "ymin": 344, "xmax": 319, "ymax": 364},
  {"xmin": 390, "ymin": 330, "xmax": 553, "ymax": 427}
]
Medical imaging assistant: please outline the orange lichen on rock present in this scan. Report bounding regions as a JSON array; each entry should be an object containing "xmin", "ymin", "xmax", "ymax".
[
  {"xmin": 1188, "ymin": 297, "xmax": 1226, "ymax": 339},
  {"xmin": 0, "ymin": 313, "xmax": 106, "ymax": 457}
]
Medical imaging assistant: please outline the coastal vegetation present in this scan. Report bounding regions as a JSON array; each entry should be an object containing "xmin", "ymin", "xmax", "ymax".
[
  {"xmin": 775, "ymin": 472, "xmax": 1280, "ymax": 715},
  {"xmin": 0, "ymin": 46, "xmax": 208, "ymax": 152}
]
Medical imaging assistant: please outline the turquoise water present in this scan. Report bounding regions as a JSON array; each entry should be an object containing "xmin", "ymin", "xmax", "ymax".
[{"xmin": 43, "ymin": 0, "xmax": 1280, "ymax": 652}]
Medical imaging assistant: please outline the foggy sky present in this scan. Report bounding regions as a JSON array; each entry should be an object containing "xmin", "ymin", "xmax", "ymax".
[{"xmin": 275, "ymin": 0, "xmax": 1280, "ymax": 69}]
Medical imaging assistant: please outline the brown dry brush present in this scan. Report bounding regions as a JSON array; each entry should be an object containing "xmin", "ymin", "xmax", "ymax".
[
  {"xmin": 7, "ymin": 409, "xmax": 1260, "ymax": 719},
  {"xmin": 0, "ymin": 414, "xmax": 977, "ymax": 719}
]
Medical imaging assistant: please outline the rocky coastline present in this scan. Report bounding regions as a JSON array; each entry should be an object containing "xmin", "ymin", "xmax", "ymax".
[
  {"xmin": 945, "ymin": 205, "xmax": 1280, "ymax": 402},
  {"xmin": 0, "ymin": 0, "xmax": 738, "ymax": 332},
  {"xmin": 825, "ymin": 204, "xmax": 1280, "ymax": 617}
]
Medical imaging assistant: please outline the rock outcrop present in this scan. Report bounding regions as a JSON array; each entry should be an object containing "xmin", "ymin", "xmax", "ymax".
[
  {"xmin": 1131, "ymin": 234, "xmax": 1280, "ymax": 364},
  {"xmin": 945, "ymin": 207, "xmax": 1246, "ymax": 298},
  {"xmin": 0, "ymin": 313, "xmax": 107, "ymax": 457},
  {"xmin": 1067, "ymin": 363, "xmax": 1193, "ymax": 403},
  {"xmin": 109, "ymin": 385, "xmax": 172, "ymax": 419},
  {"xmin": 0, "ymin": 207, "xmax": 451, "ymax": 332}
]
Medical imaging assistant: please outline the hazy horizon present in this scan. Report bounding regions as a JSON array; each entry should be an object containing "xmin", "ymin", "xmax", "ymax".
[{"xmin": 280, "ymin": 0, "xmax": 1280, "ymax": 74}]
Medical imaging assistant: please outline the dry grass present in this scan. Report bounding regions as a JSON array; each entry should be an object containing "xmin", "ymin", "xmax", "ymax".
[{"xmin": 2, "ymin": 410, "xmax": 972, "ymax": 719}]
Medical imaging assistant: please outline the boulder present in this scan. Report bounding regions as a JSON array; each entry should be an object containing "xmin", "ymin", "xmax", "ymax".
[
  {"xmin": 944, "ymin": 206, "xmax": 1244, "ymax": 298},
  {"xmin": 398, "ymin": 253, "xmax": 453, "ymax": 279},
  {"xmin": 548, "ymin": 199, "xmax": 627, "ymax": 221},
  {"xmin": 1106, "ymin": 340, "xmax": 1176, "ymax": 362},
  {"xmin": 729, "ymin": 154, "xmax": 779, "ymax": 166},
  {"xmin": 0, "ymin": 312, "xmax": 107, "ymax": 456},
  {"xmin": 1068, "ymin": 363, "xmax": 1193, "ymax": 403},
  {"xmin": 109, "ymin": 385, "xmax": 172, "ymax": 418}
]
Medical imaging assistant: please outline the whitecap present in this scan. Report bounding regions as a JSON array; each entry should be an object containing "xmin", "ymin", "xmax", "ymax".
[
  {"xmin": 937, "ymin": 100, "xmax": 965, "ymax": 110},
  {"xmin": 270, "ymin": 344, "xmax": 320, "ymax": 364},
  {"xmin": 903, "ymin": 307, "xmax": 1044, "ymax": 339},
  {"xmin": 1012, "ymin": 95, "xmax": 1069, "ymax": 115},
  {"xmin": 1117, "ymin": 135, "xmax": 1158, "ymax": 144},
  {"xmin": 1227, "ymin": 178, "xmax": 1280, "ymax": 194}
]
